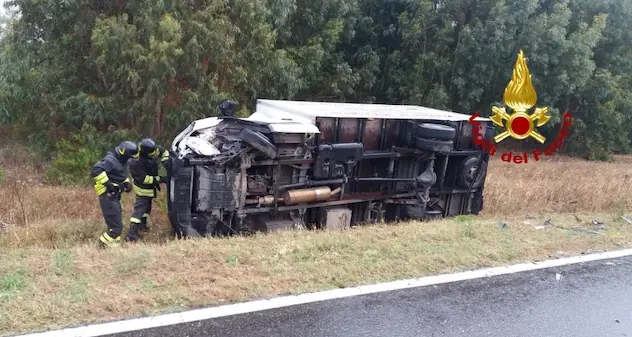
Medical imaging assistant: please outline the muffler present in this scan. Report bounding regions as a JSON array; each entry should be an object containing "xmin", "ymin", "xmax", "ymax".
[{"xmin": 282, "ymin": 186, "xmax": 333, "ymax": 205}]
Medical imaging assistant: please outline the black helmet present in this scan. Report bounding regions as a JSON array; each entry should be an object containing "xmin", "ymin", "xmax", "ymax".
[
  {"xmin": 139, "ymin": 138, "xmax": 158, "ymax": 158},
  {"xmin": 114, "ymin": 141, "xmax": 139, "ymax": 162},
  {"xmin": 219, "ymin": 99, "xmax": 237, "ymax": 117}
]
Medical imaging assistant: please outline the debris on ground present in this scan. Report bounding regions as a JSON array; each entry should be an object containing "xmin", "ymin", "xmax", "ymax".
[
  {"xmin": 534, "ymin": 219, "xmax": 552, "ymax": 230},
  {"xmin": 556, "ymin": 273, "xmax": 562, "ymax": 281},
  {"xmin": 534, "ymin": 218, "xmax": 605, "ymax": 236},
  {"xmin": 622, "ymin": 216, "xmax": 632, "ymax": 225},
  {"xmin": 500, "ymin": 223, "xmax": 508, "ymax": 229},
  {"xmin": 566, "ymin": 227, "xmax": 603, "ymax": 235}
]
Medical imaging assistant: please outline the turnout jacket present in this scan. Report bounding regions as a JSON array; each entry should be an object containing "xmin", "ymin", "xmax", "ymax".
[
  {"xmin": 129, "ymin": 148, "xmax": 169, "ymax": 198},
  {"xmin": 90, "ymin": 150, "xmax": 131, "ymax": 196}
]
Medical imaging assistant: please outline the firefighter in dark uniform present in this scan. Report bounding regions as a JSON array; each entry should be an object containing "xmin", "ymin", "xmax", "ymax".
[
  {"xmin": 219, "ymin": 99, "xmax": 237, "ymax": 117},
  {"xmin": 125, "ymin": 138, "xmax": 169, "ymax": 241},
  {"xmin": 91, "ymin": 141, "xmax": 139, "ymax": 248}
]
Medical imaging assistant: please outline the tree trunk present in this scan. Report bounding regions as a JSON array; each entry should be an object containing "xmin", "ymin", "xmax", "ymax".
[{"xmin": 153, "ymin": 95, "xmax": 163, "ymax": 138}]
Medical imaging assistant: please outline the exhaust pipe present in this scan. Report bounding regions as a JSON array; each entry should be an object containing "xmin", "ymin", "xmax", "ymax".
[{"xmin": 246, "ymin": 186, "xmax": 342, "ymax": 206}]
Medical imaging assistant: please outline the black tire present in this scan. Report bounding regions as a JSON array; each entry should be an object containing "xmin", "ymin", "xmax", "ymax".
[
  {"xmin": 424, "ymin": 210, "xmax": 443, "ymax": 220},
  {"xmin": 417, "ymin": 123, "xmax": 456, "ymax": 141},
  {"xmin": 471, "ymin": 193, "xmax": 483, "ymax": 215},
  {"xmin": 240, "ymin": 128, "xmax": 278, "ymax": 159},
  {"xmin": 457, "ymin": 156, "xmax": 487, "ymax": 189},
  {"xmin": 415, "ymin": 137, "xmax": 454, "ymax": 153}
]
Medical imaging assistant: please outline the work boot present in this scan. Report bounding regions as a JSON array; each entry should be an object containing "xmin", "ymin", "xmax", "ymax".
[
  {"xmin": 98, "ymin": 232, "xmax": 122, "ymax": 248},
  {"xmin": 138, "ymin": 221, "xmax": 150, "ymax": 233},
  {"xmin": 125, "ymin": 224, "xmax": 141, "ymax": 242}
]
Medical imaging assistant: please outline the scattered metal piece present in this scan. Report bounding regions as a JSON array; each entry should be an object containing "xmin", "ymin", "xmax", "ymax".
[
  {"xmin": 566, "ymin": 227, "xmax": 602, "ymax": 235},
  {"xmin": 592, "ymin": 219, "xmax": 604, "ymax": 226},
  {"xmin": 622, "ymin": 216, "xmax": 632, "ymax": 225},
  {"xmin": 534, "ymin": 219, "xmax": 554, "ymax": 230},
  {"xmin": 500, "ymin": 223, "xmax": 508, "ymax": 229},
  {"xmin": 555, "ymin": 273, "xmax": 562, "ymax": 281}
]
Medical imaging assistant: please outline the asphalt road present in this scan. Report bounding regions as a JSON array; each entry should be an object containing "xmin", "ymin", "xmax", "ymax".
[{"xmin": 104, "ymin": 256, "xmax": 632, "ymax": 337}]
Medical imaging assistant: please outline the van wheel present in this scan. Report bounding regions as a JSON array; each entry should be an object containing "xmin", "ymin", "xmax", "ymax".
[
  {"xmin": 471, "ymin": 193, "xmax": 483, "ymax": 215},
  {"xmin": 417, "ymin": 123, "xmax": 456, "ymax": 141},
  {"xmin": 240, "ymin": 128, "xmax": 278, "ymax": 159},
  {"xmin": 415, "ymin": 137, "xmax": 454, "ymax": 153},
  {"xmin": 457, "ymin": 156, "xmax": 487, "ymax": 189}
]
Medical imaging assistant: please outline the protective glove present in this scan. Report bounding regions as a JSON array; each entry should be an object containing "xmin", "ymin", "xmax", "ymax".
[
  {"xmin": 106, "ymin": 181, "xmax": 120, "ymax": 194},
  {"xmin": 158, "ymin": 174, "xmax": 167, "ymax": 184},
  {"xmin": 153, "ymin": 178, "xmax": 162, "ymax": 192},
  {"xmin": 122, "ymin": 181, "xmax": 132, "ymax": 193}
]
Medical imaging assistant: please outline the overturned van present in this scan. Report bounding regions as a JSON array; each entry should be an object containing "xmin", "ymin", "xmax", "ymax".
[{"xmin": 166, "ymin": 99, "xmax": 493, "ymax": 238}]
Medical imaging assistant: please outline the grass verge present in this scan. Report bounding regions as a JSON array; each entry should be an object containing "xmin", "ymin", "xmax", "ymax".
[{"xmin": 1, "ymin": 211, "xmax": 632, "ymax": 336}]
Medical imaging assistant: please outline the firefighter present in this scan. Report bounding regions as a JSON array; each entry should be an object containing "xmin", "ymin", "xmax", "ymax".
[
  {"xmin": 219, "ymin": 99, "xmax": 238, "ymax": 117},
  {"xmin": 91, "ymin": 141, "xmax": 139, "ymax": 248},
  {"xmin": 125, "ymin": 138, "xmax": 169, "ymax": 242}
]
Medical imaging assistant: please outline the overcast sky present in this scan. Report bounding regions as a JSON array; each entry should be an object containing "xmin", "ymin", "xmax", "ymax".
[{"xmin": 0, "ymin": 0, "xmax": 16, "ymax": 18}]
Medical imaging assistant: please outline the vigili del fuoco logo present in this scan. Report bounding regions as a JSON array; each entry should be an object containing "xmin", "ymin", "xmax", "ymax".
[{"xmin": 468, "ymin": 50, "xmax": 572, "ymax": 164}]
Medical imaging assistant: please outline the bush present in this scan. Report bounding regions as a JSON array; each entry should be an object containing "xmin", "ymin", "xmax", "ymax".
[{"xmin": 45, "ymin": 124, "xmax": 139, "ymax": 186}]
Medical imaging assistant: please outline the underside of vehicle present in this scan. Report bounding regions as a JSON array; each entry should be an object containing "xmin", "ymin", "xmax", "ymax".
[{"xmin": 166, "ymin": 100, "xmax": 493, "ymax": 238}]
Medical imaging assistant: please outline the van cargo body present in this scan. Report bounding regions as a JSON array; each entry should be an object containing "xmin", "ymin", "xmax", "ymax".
[{"xmin": 167, "ymin": 99, "xmax": 493, "ymax": 238}]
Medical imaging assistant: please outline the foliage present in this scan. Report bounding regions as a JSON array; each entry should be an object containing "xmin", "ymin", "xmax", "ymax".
[
  {"xmin": 44, "ymin": 124, "xmax": 139, "ymax": 186},
  {"xmin": 0, "ymin": 0, "xmax": 631, "ymax": 171}
]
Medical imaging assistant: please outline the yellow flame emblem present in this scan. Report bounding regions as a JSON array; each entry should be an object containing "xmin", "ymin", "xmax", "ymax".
[{"xmin": 490, "ymin": 49, "xmax": 551, "ymax": 143}]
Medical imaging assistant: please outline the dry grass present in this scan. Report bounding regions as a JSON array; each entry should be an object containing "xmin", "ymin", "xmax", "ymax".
[
  {"xmin": 2, "ymin": 213, "xmax": 632, "ymax": 336},
  {"xmin": 2, "ymin": 150, "xmax": 632, "ymax": 336},
  {"xmin": 486, "ymin": 154, "xmax": 632, "ymax": 214}
]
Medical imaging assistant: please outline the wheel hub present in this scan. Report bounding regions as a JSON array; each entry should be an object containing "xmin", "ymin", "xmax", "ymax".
[{"xmin": 467, "ymin": 166, "xmax": 478, "ymax": 181}]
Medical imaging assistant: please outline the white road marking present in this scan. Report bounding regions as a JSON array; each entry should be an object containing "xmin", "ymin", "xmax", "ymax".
[{"xmin": 13, "ymin": 248, "xmax": 632, "ymax": 337}]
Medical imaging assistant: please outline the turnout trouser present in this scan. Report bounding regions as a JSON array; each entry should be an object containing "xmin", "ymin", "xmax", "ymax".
[
  {"xmin": 98, "ymin": 193, "xmax": 123, "ymax": 247},
  {"xmin": 127, "ymin": 196, "xmax": 153, "ymax": 241}
]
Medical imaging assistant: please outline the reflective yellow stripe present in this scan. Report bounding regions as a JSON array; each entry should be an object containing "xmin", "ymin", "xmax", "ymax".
[
  {"xmin": 161, "ymin": 150, "xmax": 169, "ymax": 162},
  {"xmin": 124, "ymin": 177, "xmax": 130, "ymax": 184},
  {"xmin": 101, "ymin": 232, "xmax": 116, "ymax": 242},
  {"xmin": 143, "ymin": 175, "xmax": 154, "ymax": 184},
  {"xmin": 94, "ymin": 171, "xmax": 109, "ymax": 185},
  {"xmin": 130, "ymin": 217, "xmax": 142, "ymax": 224},
  {"xmin": 133, "ymin": 185, "xmax": 155, "ymax": 197},
  {"xmin": 142, "ymin": 213, "xmax": 150, "ymax": 218},
  {"xmin": 94, "ymin": 183, "xmax": 106, "ymax": 196},
  {"xmin": 149, "ymin": 148, "xmax": 159, "ymax": 157},
  {"xmin": 99, "ymin": 232, "xmax": 121, "ymax": 246}
]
